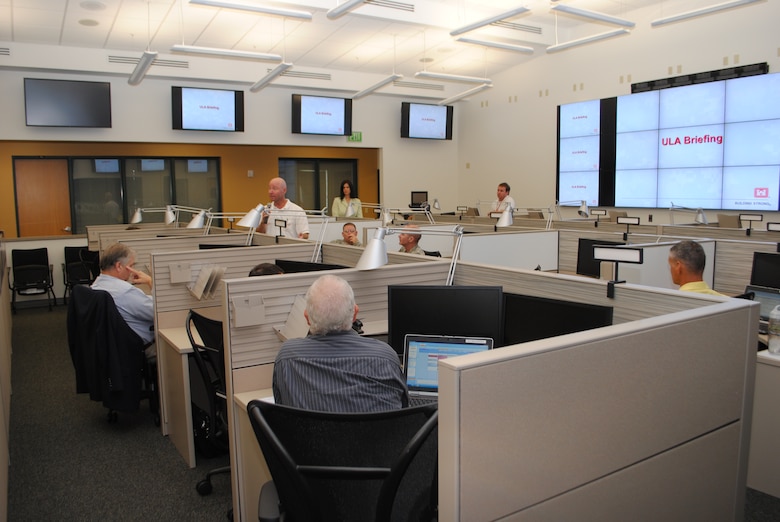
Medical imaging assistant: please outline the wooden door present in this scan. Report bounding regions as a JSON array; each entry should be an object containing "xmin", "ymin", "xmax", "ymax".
[{"xmin": 14, "ymin": 159, "xmax": 71, "ymax": 237}]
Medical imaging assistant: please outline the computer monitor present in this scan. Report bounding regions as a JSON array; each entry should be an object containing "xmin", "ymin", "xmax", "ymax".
[
  {"xmin": 387, "ymin": 285, "xmax": 504, "ymax": 359},
  {"xmin": 410, "ymin": 191, "xmax": 429, "ymax": 208},
  {"xmin": 750, "ymin": 252, "xmax": 780, "ymax": 289},
  {"xmin": 274, "ymin": 259, "xmax": 346, "ymax": 273},
  {"xmin": 576, "ymin": 238, "xmax": 625, "ymax": 278},
  {"xmin": 503, "ymin": 292, "xmax": 613, "ymax": 345}
]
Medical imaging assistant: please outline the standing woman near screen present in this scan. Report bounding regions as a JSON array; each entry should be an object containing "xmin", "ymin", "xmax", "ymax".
[{"xmin": 331, "ymin": 180, "xmax": 362, "ymax": 218}]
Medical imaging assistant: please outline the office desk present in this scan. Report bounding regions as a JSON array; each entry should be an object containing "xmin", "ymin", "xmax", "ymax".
[
  {"xmin": 233, "ymin": 389, "xmax": 273, "ymax": 522},
  {"xmin": 157, "ymin": 327, "xmax": 196, "ymax": 468},
  {"xmin": 748, "ymin": 349, "xmax": 780, "ymax": 497}
]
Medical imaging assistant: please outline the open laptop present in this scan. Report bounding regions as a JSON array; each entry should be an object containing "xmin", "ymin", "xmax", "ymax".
[
  {"xmin": 403, "ymin": 334, "xmax": 493, "ymax": 406},
  {"xmin": 746, "ymin": 285, "xmax": 780, "ymax": 334}
]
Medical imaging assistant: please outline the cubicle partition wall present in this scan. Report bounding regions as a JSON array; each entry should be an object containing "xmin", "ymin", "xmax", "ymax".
[
  {"xmin": 86, "ymin": 223, "xmax": 175, "ymax": 251},
  {"xmin": 221, "ymin": 262, "xmax": 453, "ymax": 522},
  {"xmin": 0, "ymin": 239, "xmax": 10, "ymax": 521},
  {"xmin": 459, "ymin": 230, "xmax": 559, "ymax": 271},
  {"xmin": 150, "ymin": 242, "xmax": 318, "ymax": 468},
  {"xmin": 438, "ymin": 292, "xmax": 757, "ymax": 520}
]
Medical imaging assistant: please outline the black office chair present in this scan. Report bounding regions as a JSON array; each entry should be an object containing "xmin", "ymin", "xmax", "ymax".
[
  {"xmin": 735, "ymin": 291, "xmax": 755, "ymax": 300},
  {"xmin": 247, "ymin": 400, "xmax": 439, "ymax": 522},
  {"xmin": 67, "ymin": 284, "xmax": 158, "ymax": 423},
  {"xmin": 423, "ymin": 250, "xmax": 442, "ymax": 257},
  {"xmin": 8, "ymin": 247, "xmax": 56, "ymax": 313},
  {"xmin": 186, "ymin": 309, "xmax": 230, "ymax": 496},
  {"xmin": 62, "ymin": 246, "xmax": 100, "ymax": 305}
]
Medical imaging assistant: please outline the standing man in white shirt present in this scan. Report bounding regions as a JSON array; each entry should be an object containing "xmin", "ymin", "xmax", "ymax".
[
  {"xmin": 492, "ymin": 182, "xmax": 516, "ymax": 213},
  {"xmin": 258, "ymin": 177, "xmax": 310, "ymax": 239}
]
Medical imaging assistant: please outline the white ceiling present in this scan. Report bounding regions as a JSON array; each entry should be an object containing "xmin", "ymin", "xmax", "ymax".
[{"xmin": 0, "ymin": 0, "xmax": 761, "ymax": 82}]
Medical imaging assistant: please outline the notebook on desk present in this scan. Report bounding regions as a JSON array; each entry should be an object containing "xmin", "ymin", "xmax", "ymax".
[
  {"xmin": 746, "ymin": 285, "xmax": 780, "ymax": 334},
  {"xmin": 403, "ymin": 334, "xmax": 493, "ymax": 406}
]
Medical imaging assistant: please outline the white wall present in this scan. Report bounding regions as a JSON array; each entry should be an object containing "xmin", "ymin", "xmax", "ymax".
[{"xmin": 2, "ymin": 0, "xmax": 780, "ymax": 221}]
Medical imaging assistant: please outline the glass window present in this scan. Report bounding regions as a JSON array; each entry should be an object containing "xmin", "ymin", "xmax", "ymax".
[
  {"xmin": 72, "ymin": 158, "xmax": 123, "ymax": 233},
  {"xmin": 124, "ymin": 158, "xmax": 173, "ymax": 224}
]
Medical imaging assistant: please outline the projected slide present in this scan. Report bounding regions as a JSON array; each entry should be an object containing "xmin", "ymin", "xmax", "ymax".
[
  {"xmin": 181, "ymin": 88, "xmax": 236, "ymax": 131},
  {"xmin": 567, "ymin": 70, "xmax": 780, "ymax": 210},
  {"xmin": 408, "ymin": 104, "xmax": 448, "ymax": 139},
  {"xmin": 300, "ymin": 96, "xmax": 345, "ymax": 135}
]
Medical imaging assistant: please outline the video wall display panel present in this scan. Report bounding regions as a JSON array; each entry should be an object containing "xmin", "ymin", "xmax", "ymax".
[{"xmin": 558, "ymin": 72, "xmax": 780, "ymax": 211}]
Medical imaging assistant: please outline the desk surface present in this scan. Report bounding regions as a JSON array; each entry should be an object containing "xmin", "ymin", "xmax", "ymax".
[{"xmin": 158, "ymin": 327, "xmax": 195, "ymax": 354}]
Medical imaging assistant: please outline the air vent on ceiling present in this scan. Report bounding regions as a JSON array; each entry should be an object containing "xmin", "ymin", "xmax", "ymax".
[
  {"xmin": 366, "ymin": 0, "xmax": 414, "ymax": 13},
  {"xmin": 108, "ymin": 55, "xmax": 189, "ymax": 69},
  {"xmin": 393, "ymin": 80, "xmax": 444, "ymax": 91},
  {"xmin": 0, "ymin": 47, "xmax": 10, "ymax": 56},
  {"xmin": 492, "ymin": 21, "xmax": 542, "ymax": 35}
]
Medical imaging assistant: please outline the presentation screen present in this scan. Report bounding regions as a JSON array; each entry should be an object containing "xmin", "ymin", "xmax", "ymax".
[
  {"xmin": 559, "ymin": 71, "xmax": 780, "ymax": 211},
  {"xmin": 401, "ymin": 102, "xmax": 453, "ymax": 140},
  {"xmin": 172, "ymin": 86, "xmax": 244, "ymax": 132},
  {"xmin": 25, "ymin": 78, "xmax": 112, "ymax": 128},
  {"xmin": 291, "ymin": 94, "xmax": 352, "ymax": 136}
]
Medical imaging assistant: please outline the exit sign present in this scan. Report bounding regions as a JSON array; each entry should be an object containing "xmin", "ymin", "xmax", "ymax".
[{"xmin": 348, "ymin": 131, "xmax": 362, "ymax": 142}]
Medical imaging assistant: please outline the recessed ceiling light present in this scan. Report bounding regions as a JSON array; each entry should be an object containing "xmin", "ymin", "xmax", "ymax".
[
  {"xmin": 79, "ymin": 19, "xmax": 99, "ymax": 26},
  {"xmin": 80, "ymin": 1, "xmax": 106, "ymax": 10}
]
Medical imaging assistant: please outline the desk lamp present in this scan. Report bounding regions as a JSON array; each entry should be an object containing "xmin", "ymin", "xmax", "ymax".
[
  {"xmin": 669, "ymin": 203, "xmax": 708, "ymax": 225},
  {"xmin": 556, "ymin": 200, "xmax": 590, "ymax": 220},
  {"xmin": 356, "ymin": 225, "xmax": 464, "ymax": 285},
  {"xmin": 130, "ymin": 205, "xmax": 176, "ymax": 225}
]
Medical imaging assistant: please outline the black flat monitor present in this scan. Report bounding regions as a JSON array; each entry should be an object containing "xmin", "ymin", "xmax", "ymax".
[
  {"xmin": 387, "ymin": 285, "xmax": 504, "ymax": 359},
  {"xmin": 576, "ymin": 238, "xmax": 625, "ymax": 278},
  {"xmin": 25, "ymin": 78, "xmax": 112, "ymax": 128},
  {"xmin": 274, "ymin": 259, "xmax": 346, "ymax": 273},
  {"xmin": 198, "ymin": 244, "xmax": 249, "ymax": 250},
  {"xmin": 503, "ymin": 292, "xmax": 613, "ymax": 345},
  {"xmin": 750, "ymin": 252, "xmax": 780, "ymax": 289},
  {"xmin": 410, "ymin": 191, "xmax": 428, "ymax": 209}
]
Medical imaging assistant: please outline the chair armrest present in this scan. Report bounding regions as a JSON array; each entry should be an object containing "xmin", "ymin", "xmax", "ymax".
[{"xmin": 258, "ymin": 481, "xmax": 281, "ymax": 522}]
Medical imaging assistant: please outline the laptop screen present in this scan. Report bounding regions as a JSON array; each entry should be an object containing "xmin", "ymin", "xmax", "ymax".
[
  {"xmin": 404, "ymin": 334, "xmax": 493, "ymax": 392},
  {"xmin": 747, "ymin": 285, "xmax": 780, "ymax": 320}
]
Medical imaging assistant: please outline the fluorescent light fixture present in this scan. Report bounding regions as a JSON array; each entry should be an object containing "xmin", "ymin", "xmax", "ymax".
[
  {"xmin": 352, "ymin": 73, "xmax": 403, "ymax": 100},
  {"xmin": 438, "ymin": 83, "xmax": 493, "ymax": 105},
  {"xmin": 456, "ymin": 37, "xmax": 534, "ymax": 54},
  {"xmin": 415, "ymin": 70, "xmax": 493, "ymax": 84},
  {"xmin": 616, "ymin": 216, "xmax": 640, "ymax": 225},
  {"xmin": 128, "ymin": 51, "xmax": 157, "ymax": 86},
  {"xmin": 651, "ymin": 0, "xmax": 762, "ymax": 27},
  {"xmin": 250, "ymin": 62, "xmax": 293, "ymax": 92},
  {"xmin": 551, "ymin": 4, "xmax": 635, "ymax": 28},
  {"xmin": 327, "ymin": 0, "xmax": 365, "ymax": 19},
  {"xmin": 593, "ymin": 246, "xmax": 644, "ymax": 264},
  {"xmin": 189, "ymin": 0, "xmax": 313, "ymax": 20},
  {"xmin": 546, "ymin": 28, "xmax": 629, "ymax": 53},
  {"xmin": 171, "ymin": 44, "xmax": 281, "ymax": 61},
  {"xmin": 739, "ymin": 213, "xmax": 763, "ymax": 222},
  {"xmin": 450, "ymin": 6, "xmax": 530, "ymax": 36}
]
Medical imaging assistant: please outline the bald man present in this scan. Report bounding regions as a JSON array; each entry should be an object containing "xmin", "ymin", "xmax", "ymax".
[{"xmin": 258, "ymin": 177, "xmax": 310, "ymax": 239}]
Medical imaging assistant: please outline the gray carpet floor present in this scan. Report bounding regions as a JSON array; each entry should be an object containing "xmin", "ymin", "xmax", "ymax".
[
  {"xmin": 8, "ymin": 305, "xmax": 233, "ymax": 521},
  {"xmin": 7, "ymin": 304, "xmax": 780, "ymax": 520}
]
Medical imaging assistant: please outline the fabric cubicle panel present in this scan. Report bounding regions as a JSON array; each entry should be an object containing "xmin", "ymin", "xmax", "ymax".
[{"xmin": 438, "ymin": 297, "xmax": 757, "ymax": 521}]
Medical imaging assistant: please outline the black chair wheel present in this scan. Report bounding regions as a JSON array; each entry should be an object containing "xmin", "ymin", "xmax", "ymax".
[{"xmin": 196, "ymin": 479, "xmax": 213, "ymax": 496}]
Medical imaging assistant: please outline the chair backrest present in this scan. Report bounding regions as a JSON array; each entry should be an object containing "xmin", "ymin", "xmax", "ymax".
[
  {"xmin": 63, "ymin": 246, "xmax": 94, "ymax": 285},
  {"xmin": 186, "ymin": 309, "xmax": 228, "ymax": 452},
  {"xmin": 717, "ymin": 213, "xmax": 742, "ymax": 228},
  {"xmin": 247, "ymin": 400, "xmax": 438, "ymax": 522},
  {"xmin": 67, "ymin": 284, "xmax": 146, "ymax": 411},
  {"xmin": 11, "ymin": 248, "xmax": 52, "ymax": 287}
]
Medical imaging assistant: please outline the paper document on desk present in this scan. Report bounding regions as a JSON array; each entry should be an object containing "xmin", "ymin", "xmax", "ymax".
[{"xmin": 274, "ymin": 295, "xmax": 309, "ymax": 341}]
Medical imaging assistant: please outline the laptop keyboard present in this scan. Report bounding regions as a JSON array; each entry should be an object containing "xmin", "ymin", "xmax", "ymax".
[{"xmin": 409, "ymin": 395, "xmax": 438, "ymax": 407}]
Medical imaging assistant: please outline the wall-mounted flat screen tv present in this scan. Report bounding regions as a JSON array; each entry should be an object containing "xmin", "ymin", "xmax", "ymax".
[
  {"xmin": 24, "ymin": 78, "xmax": 112, "ymax": 128},
  {"xmin": 291, "ymin": 94, "xmax": 352, "ymax": 136},
  {"xmin": 401, "ymin": 102, "xmax": 453, "ymax": 140},
  {"xmin": 94, "ymin": 159, "xmax": 120, "ymax": 173},
  {"xmin": 172, "ymin": 86, "xmax": 244, "ymax": 132}
]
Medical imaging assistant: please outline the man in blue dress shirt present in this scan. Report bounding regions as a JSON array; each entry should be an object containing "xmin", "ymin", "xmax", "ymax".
[{"xmin": 273, "ymin": 275, "xmax": 408, "ymax": 412}]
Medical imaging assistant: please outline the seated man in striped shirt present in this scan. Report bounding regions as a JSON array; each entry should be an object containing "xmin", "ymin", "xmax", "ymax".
[{"xmin": 272, "ymin": 274, "xmax": 408, "ymax": 412}]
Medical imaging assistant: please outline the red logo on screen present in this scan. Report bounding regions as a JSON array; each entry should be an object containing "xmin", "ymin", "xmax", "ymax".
[{"xmin": 755, "ymin": 188, "xmax": 769, "ymax": 198}]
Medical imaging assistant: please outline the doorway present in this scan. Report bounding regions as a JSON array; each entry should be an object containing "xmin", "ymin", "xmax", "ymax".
[
  {"xmin": 278, "ymin": 159, "xmax": 358, "ymax": 214},
  {"xmin": 14, "ymin": 159, "xmax": 72, "ymax": 237}
]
